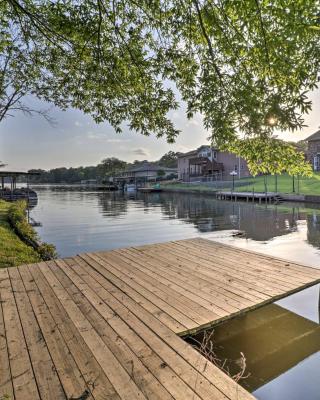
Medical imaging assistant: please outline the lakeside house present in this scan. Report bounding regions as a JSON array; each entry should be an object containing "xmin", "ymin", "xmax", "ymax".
[
  {"xmin": 177, "ymin": 145, "xmax": 250, "ymax": 182},
  {"xmin": 114, "ymin": 162, "xmax": 177, "ymax": 184},
  {"xmin": 306, "ymin": 130, "xmax": 320, "ymax": 171}
]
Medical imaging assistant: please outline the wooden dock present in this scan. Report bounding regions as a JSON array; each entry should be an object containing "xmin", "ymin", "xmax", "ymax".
[
  {"xmin": 1, "ymin": 238, "xmax": 320, "ymax": 400},
  {"xmin": 216, "ymin": 191, "xmax": 282, "ymax": 203},
  {"xmin": 138, "ymin": 187, "xmax": 163, "ymax": 193}
]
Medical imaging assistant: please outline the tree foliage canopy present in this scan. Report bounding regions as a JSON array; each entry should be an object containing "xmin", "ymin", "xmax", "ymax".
[
  {"xmin": 98, "ymin": 157, "xmax": 128, "ymax": 177},
  {"xmin": 158, "ymin": 151, "xmax": 179, "ymax": 168},
  {"xmin": 1, "ymin": 0, "xmax": 319, "ymax": 174},
  {"xmin": 225, "ymin": 136, "xmax": 311, "ymax": 176}
]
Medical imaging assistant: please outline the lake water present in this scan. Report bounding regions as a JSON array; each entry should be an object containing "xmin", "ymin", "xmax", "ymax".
[
  {"xmin": 188, "ymin": 284, "xmax": 320, "ymax": 400},
  {"xmin": 30, "ymin": 187, "xmax": 320, "ymax": 267},
  {"xmin": 30, "ymin": 187, "xmax": 320, "ymax": 399}
]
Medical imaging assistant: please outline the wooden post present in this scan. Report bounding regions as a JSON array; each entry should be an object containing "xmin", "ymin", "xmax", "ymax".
[
  {"xmin": 318, "ymin": 289, "xmax": 320, "ymax": 322},
  {"xmin": 292, "ymin": 175, "xmax": 295, "ymax": 193},
  {"xmin": 10, "ymin": 177, "xmax": 13, "ymax": 200}
]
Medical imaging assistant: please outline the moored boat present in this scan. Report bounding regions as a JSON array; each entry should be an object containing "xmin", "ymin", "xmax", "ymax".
[
  {"xmin": 0, "ymin": 188, "xmax": 38, "ymax": 203},
  {"xmin": 125, "ymin": 183, "xmax": 137, "ymax": 192}
]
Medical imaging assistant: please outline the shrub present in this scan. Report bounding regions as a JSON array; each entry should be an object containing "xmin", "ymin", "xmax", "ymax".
[
  {"xmin": 8, "ymin": 201, "xmax": 57, "ymax": 260},
  {"xmin": 37, "ymin": 242, "xmax": 57, "ymax": 260}
]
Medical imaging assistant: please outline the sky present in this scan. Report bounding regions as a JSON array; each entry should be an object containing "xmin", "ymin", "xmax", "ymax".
[{"xmin": 0, "ymin": 89, "xmax": 319, "ymax": 171}]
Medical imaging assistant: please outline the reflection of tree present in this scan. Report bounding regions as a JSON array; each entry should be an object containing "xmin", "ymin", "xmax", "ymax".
[
  {"xmin": 238, "ymin": 205, "xmax": 300, "ymax": 241},
  {"xmin": 136, "ymin": 192, "xmax": 301, "ymax": 240},
  {"xmin": 37, "ymin": 187, "xmax": 101, "ymax": 204},
  {"xmin": 97, "ymin": 192, "xmax": 128, "ymax": 218},
  {"xmin": 35, "ymin": 188, "xmax": 308, "ymax": 243},
  {"xmin": 307, "ymin": 212, "xmax": 320, "ymax": 249}
]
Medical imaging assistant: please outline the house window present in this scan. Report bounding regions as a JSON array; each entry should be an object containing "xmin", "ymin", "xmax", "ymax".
[{"xmin": 234, "ymin": 165, "xmax": 238, "ymax": 171}]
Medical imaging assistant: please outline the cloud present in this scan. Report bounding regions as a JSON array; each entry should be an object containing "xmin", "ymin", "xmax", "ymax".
[
  {"xmin": 177, "ymin": 145, "xmax": 190, "ymax": 153},
  {"xmin": 86, "ymin": 131, "xmax": 131, "ymax": 143},
  {"xmin": 132, "ymin": 148, "xmax": 150, "ymax": 157},
  {"xmin": 187, "ymin": 119, "xmax": 200, "ymax": 127},
  {"xmin": 74, "ymin": 121, "xmax": 83, "ymax": 127},
  {"xmin": 86, "ymin": 131, "xmax": 101, "ymax": 140},
  {"xmin": 106, "ymin": 138, "xmax": 131, "ymax": 143}
]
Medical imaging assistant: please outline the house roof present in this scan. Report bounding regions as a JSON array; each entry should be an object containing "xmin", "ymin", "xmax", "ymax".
[
  {"xmin": 178, "ymin": 149, "xmax": 197, "ymax": 158},
  {"xmin": 127, "ymin": 163, "xmax": 177, "ymax": 173},
  {"xmin": 0, "ymin": 171, "xmax": 41, "ymax": 177},
  {"xmin": 306, "ymin": 130, "xmax": 320, "ymax": 142},
  {"xmin": 178, "ymin": 144, "xmax": 218, "ymax": 158},
  {"xmin": 177, "ymin": 145, "xmax": 216, "ymax": 158}
]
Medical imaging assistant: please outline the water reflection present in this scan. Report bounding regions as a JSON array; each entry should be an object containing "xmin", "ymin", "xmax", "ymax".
[
  {"xmin": 30, "ymin": 187, "xmax": 320, "ymax": 260},
  {"xmin": 97, "ymin": 191, "xmax": 128, "ymax": 218},
  {"xmin": 187, "ymin": 284, "xmax": 320, "ymax": 400},
  {"xmin": 99, "ymin": 191, "xmax": 303, "ymax": 240},
  {"xmin": 307, "ymin": 212, "xmax": 320, "ymax": 249}
]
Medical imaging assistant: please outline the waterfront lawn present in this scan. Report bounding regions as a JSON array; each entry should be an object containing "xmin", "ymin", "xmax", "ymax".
[
  {"xmin": 231, "ymin": 173, "xmax": 320, "ymax": 195},
  {"xmin": 0, "ymin": 200, "xmax": 40, "ymax": 268},
  {"xmin": 162, "ymin": 183, "xmax": 217, "ymax": 192},
  {"xmin": 165, "ymin": 173, "xmax": 320, "ymax": 195}
]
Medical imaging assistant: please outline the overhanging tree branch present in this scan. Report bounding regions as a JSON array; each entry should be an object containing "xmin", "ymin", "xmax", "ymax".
[{"xmin": 0, "ymin": 0, "xmax": 318, "ymax": 173}]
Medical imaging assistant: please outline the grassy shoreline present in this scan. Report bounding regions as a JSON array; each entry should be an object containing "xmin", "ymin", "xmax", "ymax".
[
  {"xmin": 223, "ymin": 173, "xmax": 320, "ymax": 195},
  {"xmin": 163, "ymin": 173, "xmax": 320, "ymax": 196},
  {"xmin": 0, "ymin": 200, "xmax": 40, "ymax": 268}
]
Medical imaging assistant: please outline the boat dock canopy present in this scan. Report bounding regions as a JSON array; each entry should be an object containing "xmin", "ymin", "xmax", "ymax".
[
  {"xmin": 0, "ymin": 170, "xmax": 40, "ymax": 190},
  {"xmin": 0, "ymin": 171, "xmax": 40, "ymax": 177},
  {"xmin": 1, "ymin": 238, "xmax": 320, "ymax": 400}
]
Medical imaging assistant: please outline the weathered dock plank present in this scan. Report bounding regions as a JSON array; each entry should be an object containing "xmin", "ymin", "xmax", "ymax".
[
  {"xmin": 0, "ymin": 271, "xmax": 14, "ymax": 400},
  {"xmin": 22, "ymin": 263, "xmax": 117, "ymax": 400},
  {"xmin": 1, "ymin": 238, "xmax": 320, "ymax": 400},
  {"xmin": 0, "ymin": 268, "xmax": 40, "ymax": 400},
  {"xmin": 8, "ymin": 267, "xmax": 66, "ymax": 400}
]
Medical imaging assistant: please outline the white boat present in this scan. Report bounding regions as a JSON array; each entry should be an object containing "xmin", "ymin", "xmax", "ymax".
[{"xmin": 125, "ymin": 184, "xmax": 136, "ymax": 192}]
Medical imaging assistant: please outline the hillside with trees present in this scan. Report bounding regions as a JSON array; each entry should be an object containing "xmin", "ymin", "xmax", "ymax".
[{"xmin": 27, "ymin": 151, "xmax": 179, "ymax": 183}]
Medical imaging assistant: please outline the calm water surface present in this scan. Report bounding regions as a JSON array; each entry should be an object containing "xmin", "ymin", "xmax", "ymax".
[
  {"xmin": 30, "ymin": 187, "xmax": 320, "ymax": 400},
  {"xmin": 190, "ymin": 284, "xmax": 320, "ymax": 400},
  {"xmin": 31, "ymin": 187, "xmax": 320, "ymax": 267}
]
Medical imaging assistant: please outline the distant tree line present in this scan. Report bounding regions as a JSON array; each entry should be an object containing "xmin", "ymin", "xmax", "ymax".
[{"xmin": 27, "ymin": 151, "xmax": 179, "ymax": 184}]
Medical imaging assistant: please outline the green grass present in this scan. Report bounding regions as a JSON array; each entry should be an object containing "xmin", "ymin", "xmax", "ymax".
[
  {"xmin": 0, "ymin": 200, "xmax": 40, "ymax": 268},
  {"xmin": 229, "ymin": 173, "xmax": 320, "ymax": 195},
  {"xmin": 162, "ymin": 183, "xmax": 217, "ymax": 192},
  {"xmin": 164, "ymin": 173, "xmax": 320, "ymax": 195}
]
